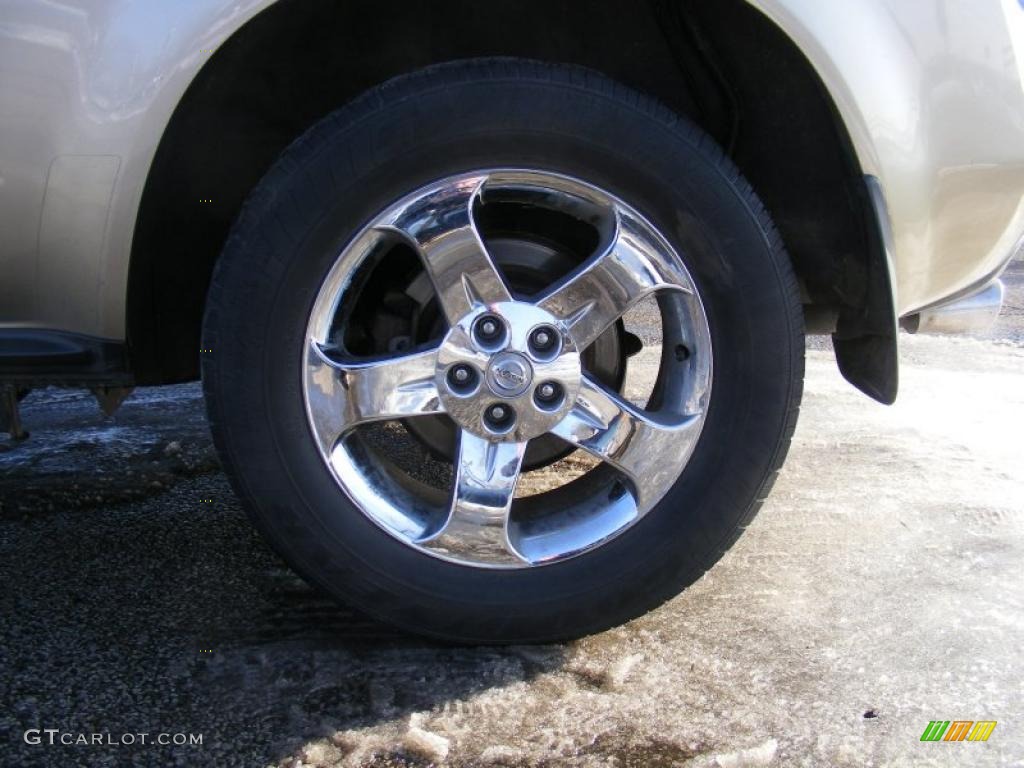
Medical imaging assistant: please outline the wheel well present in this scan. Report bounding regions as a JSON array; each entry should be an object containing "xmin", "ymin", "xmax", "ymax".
[{"xmin": 128, "ymin": 0, "xmax": 878, "ymax": 385}]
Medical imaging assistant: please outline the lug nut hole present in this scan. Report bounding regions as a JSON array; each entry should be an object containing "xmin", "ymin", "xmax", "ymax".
[
  {"xmin": 529, "ymin": 325, "xmax": 560, "ymax": 358},
  {"xmin": 447, "ymin": 363, "xmax": 478, "ymax": 393},
  {"xmin": 534, "ymin": 381, "xmax": 565, "ymax": 410},
  {"xmin": 483, "ymin": 403, "xmax": 516, "ymax": 432},
  {"xmin": 474, "ymin": 314, "xmax": 506, "ymax": 346}
]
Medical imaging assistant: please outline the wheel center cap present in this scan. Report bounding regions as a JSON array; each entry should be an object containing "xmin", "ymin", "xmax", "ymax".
[
  {"xmin": 486, "ymin": 352, "xmax": 533, "ymax": 397},
  {"xmin": 435, "ymin": 301, "xmax": 581, "ymax": 442}
]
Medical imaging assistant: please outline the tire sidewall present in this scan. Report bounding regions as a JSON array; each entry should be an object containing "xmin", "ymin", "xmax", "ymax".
[{"xmin": 205, "ymin": 63, "xmax": 802, "ymax": 642}]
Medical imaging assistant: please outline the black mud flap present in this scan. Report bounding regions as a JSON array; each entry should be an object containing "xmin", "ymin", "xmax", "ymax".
[{"xmin": 833, "ymin": 176, "xmax": 899, "ymax": 405}]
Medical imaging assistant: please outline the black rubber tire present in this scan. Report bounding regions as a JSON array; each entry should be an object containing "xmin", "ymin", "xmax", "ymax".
[{"xmin": 202, "ymin": 59, "xmax": 804, "ymax": 644}]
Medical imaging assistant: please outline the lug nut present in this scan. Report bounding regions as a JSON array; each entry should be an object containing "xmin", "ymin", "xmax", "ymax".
[
  {"xmin": 534, "ymin": 381, "xmax": 564, "ymax": 408},
  {"xmin": 529, "ymin": 326, "xmax": 558, "ymax": 355},
  {"xmin": 447, "ymin": 364, "xmax": 477, "ymax": 391},
  {"xmin": 474, "ymin": 314, "xmax": 505, "ymax": 345},
  {"xmin": 484, "ymin": 403, "xmax": 515, "ymax": 431}
]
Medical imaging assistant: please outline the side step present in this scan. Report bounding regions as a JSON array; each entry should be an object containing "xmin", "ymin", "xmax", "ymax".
[
  {"xmin": 0, "ymin": 328, "xmax": 129, "ymax": 382},
  {"xmin": 0, "ymin": 329, "xmax": 134, "ymax": 439},
  {"xmin": 1, "ymin": 384, "xmax": 28, "ymax": 440}
]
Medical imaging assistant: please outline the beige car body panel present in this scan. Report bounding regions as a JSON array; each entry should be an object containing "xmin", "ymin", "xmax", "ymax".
[{"xmin": 1, "ymin": 0, "xmax": 1022, "ymax": 339}]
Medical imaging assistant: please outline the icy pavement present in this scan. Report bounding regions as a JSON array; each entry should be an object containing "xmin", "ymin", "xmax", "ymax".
[
  {"xmin": 1, "ymin": 261, "xmax": 1022, "ymax": 767},
  {"xmin": 0, "ymin": 383, "xmax": 217, "ymax": 518}
]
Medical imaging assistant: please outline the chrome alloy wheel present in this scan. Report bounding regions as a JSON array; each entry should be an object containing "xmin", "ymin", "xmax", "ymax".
[{"xmin": 303, "ymin": 170, "xmax": 712, "ymax": 567}]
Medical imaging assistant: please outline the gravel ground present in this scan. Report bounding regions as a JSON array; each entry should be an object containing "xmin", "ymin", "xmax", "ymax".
[{"xmin": 1, "ymin": 259, "xmax": 1022, "ymax": 767}]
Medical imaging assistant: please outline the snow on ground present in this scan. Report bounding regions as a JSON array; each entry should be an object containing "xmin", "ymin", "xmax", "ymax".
[{"xmin": 1, "ymin": 260, "xmax": 1021, "ymax": 767}]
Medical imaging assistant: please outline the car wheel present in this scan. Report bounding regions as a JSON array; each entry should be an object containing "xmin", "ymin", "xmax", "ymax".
[{"xmin": 202, "ymin": 59, "xmax": 803, "ymax": 643}]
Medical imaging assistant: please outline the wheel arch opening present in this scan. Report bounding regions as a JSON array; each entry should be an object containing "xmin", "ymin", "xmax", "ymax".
[{"xmin": 127, "ymin": 0, "xmax": 892, "ymax": 399}]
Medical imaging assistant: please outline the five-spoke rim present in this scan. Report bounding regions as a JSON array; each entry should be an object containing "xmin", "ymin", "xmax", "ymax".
[{"xmin": 303, "ymin": 170, "xmax": 712, "ymax": 568}]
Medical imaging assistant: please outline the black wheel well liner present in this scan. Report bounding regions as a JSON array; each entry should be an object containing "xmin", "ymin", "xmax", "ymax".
[{"xmin": 127, "ymin": 0, "xmax": 895, "ymax": 400}]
